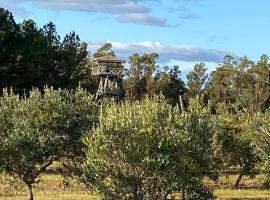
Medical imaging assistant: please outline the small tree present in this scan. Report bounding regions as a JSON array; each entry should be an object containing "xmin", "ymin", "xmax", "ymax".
[
  {"xmin": 0, "ymin": 87, "xmax": 98, "ymax": 200},
  {"xmin": 213, "ymin": 104, "xmax": 259, "ymax": 188},
  {"xmin": 250, "ymin": 110, "xmax": 270, "ymax": 186},
  {"xmin": 81, "ymin": 96, "xmax": 215, "ymax": 200}
]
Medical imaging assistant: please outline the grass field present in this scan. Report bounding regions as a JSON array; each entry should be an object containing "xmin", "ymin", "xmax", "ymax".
[
  {"xmin": 0, "ymin": 173, "xmax": 99, "ymax": 200},
  {"xmin": 214, "ymin": 189, "xmax": 270, "ymax": 199},
  {"xmin": 1, "ymin": 173, "xmax": 270, "ymax": 200}
]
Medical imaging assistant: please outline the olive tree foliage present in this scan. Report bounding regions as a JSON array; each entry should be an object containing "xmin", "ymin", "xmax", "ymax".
[
  {"xmin": 0, "ymin": 87, "xmax": 98, "ymax": 200},
  {"xmin": 247, "ymin": 110, "xmax": 270, "ymax": 188},
  {"xmin": 250, "ymin": 110, "xmax": 270, "ymax": 174},
  {"xmin": 212, "ymin": 104, "xmax": 260, "ymax": 188},
  {"xmin": 81, "ymin": 96, "xmax": 215, "ymax": 200}
]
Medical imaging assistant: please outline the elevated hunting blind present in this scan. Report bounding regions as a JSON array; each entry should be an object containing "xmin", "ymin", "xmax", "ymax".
[{"xmin": 91, "ymin": 55, "xmax": 127, "ymax": 102}]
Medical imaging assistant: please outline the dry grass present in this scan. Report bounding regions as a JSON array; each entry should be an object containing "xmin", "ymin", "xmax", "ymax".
[
  {"xmin": 0, "ymin": 191, "xmax": 98, "ymax": 200},
  {"xmin": 0, "ymin": 173, "xmax": 99, "ymax": 200},
  {"xmin": 1, "ymin": 173, "xmax": 270, "ymax": 200},
  {"xmin": 205, "ymin": 174, "xmax": 266, "ymax": 189},
  {"xmin": 209, "ymin": 174, "xmax": 270, "ymax": 199},
  {"xmin": 214, "ymin": 189, "xmax": 270, "ymax": 199}
]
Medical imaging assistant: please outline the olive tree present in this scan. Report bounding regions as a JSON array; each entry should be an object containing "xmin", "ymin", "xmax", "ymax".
[
  {"xmin": 0, "ymin": 87, "xmax": 98, "ymax": 200},
  {"xmin": 250, "ymin": 110, "xmax": 270, "ymax": 186},
  {"xmin": 213, "ymin": 104, "xmax": 259, "ymax": 188},
  {"xmin": 81, "ymin": 96, "xmax": 215, "ymax": 200}
]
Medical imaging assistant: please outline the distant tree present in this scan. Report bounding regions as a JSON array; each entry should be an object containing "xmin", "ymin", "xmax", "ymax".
[
  {"xmin": 248, "ymin": 55, "xmax": 270, "ymax": 111},
  {"xmin": 124, "ymin": 53, "xmax": 146, "ymax": 100},
  {"xmin": 152, "ymin": 65, "xmax": 186, "ymax": 105},
  {"xmin": 187, "ymin": 63, "xmax": 208, "ymax": 97},
  {"xmin": 92, "ymin": 43, "xmax": 115, "ymax": 59},
  {"xmin": 80, "ymin": 96, "xmax": 215, "ymax": 200},
  {"xmin": 0, "ymin": 8, "xmax": 20, "ymax": 92},
  {"xmin": 230, "ymin": 56, "xmax": 254, "ymax": 110},
  {"xmin": 0, "ymin": 87, "xmax": 98, "ymax": 200},
  {"xmin": 0, "ymin": 7, "xmax": 19, "ymax": 59},
  {"xmin": 0, "ymin": 8, "xmax": 89, "ymax": 93},
  {"xmin": 15, "ymin": 19, "xmax": 46, "ymax": 92},
  {"xmin": 124, "ymin": 53, "xmax": 185, "ymax": 103},
  {"xmin": 208, "ymin": 56, "xmax": 237, "ymax": 105},
  {"xmin": 56, "ymin": 31, "xmax": 88, "ymax": 88},
  {"xmin": 128, "ymin": 53, "xmax": 142, "ymax": 80},
  {"xmin": 41, "ymin": 22, "xmax": 61, "ymax": 86},
  {"xmin": 208, "ymin": 54, "xmax": 270, "ymax": 111},
  {"xmin": 141, "ymin": 53, "xmax": 159, "ymax": 81}
]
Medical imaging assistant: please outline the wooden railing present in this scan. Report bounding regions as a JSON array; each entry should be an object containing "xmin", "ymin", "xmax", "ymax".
[{"xmin": 91, "ymin": 67, "xmax": 127, "ymax": 76}]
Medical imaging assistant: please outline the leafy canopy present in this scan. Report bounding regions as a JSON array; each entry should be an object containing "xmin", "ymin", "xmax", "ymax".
[{"xmin": 81, "ymin": 96, "xmax": 214, "ymax": 200}]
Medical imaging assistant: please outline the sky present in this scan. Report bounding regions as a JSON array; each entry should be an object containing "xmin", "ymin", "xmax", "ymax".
[{"xmin": 1, "ymin": 0, "xmax": 270, "ymax": 76}]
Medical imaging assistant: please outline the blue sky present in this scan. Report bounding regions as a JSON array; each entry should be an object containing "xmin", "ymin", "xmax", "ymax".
[{"xmin": 1, "ymin": 0, "xmax": 270, "ymax": 75}]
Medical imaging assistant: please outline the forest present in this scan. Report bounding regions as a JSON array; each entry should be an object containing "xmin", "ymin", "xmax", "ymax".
[{"xmin": 1, "ymin": 7, "xmax": 270, "ymax": 200}]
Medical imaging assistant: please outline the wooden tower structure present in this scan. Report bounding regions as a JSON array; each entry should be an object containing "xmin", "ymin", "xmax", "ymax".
[{"xmin": 91, "ymin": 55, "xmax": 127, "ymax": 102}]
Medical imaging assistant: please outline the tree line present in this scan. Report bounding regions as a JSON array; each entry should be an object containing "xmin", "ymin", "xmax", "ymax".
[
  {"xmin": 2, "ymin": 7, "xmax": 269, "ymax": 111},
  {"xmin": 1, "ymin": 7, "xmax": 270, "ymax": 200},
  {"xmin": 0, "ymin": 8, "xmax": 88, "ymax": 94}
]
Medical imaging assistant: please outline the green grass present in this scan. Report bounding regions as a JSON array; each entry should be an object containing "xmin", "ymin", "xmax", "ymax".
[{"xmin": 1, "ymin": 173, "xmax": 270, "ymax": 200}]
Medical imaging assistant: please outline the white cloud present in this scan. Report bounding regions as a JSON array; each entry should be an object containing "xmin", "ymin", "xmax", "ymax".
[
  {"xmin": 117, "ymin": 13, "xmax": 168, "ymax": 27},
  {"xmin": 87, "ymin": 41, "xmax": 232, "ymax": 63},
  {"xmin": 28, "ymin": 0, "xmax": 148, "ymax": 14},
  {"xmin": 1, "ymin": 0, "xmax": 169, "ymax": 27},
  {"xmin": 0, "ymin": 0, "xmax": 29, "ymax": 16}
]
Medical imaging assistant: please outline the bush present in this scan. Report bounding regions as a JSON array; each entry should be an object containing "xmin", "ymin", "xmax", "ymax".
[
  {"xmin": 0, "ymin": 87, "xmax": 98, "ymax": 200},
  {"xmin": 81, "ymin": 96, "xmax": 214, "ymax": 200},
  {"xmin": 213, "ymin": 104, "xmax": 260, "ymax": 188},
  {"xmin": 250, "ymin": 110, "xmax": 270, "ymax": 183}
]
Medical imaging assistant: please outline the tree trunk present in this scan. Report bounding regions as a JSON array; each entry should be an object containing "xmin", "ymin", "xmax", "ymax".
[
  {"xmin": 26, "ymin": 183, "xmax": 34, "ymax": 200},
  {"xmin": 233, "ymin": 173, "xmax": 243, "ymax": 188}
]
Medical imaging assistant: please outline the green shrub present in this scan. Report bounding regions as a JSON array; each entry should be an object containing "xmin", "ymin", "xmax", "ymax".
[
  {"xmin": 0, "ymin": 87, "xmax": 98, "ymax": 200},
  {"xmin": 81, "ymin": 96, "xmax": 214, "ymax": 200},
  {"xmin": 213, "ymin": 104, "xmax": 260, "ymax": 188}
]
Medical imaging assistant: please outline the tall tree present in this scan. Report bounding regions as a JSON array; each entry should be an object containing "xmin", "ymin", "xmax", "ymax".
[
  {"xmin": 208, "ymin": 55, "xmax": 237, "ymax": 105},
  {"xmin": 124, "ymin": 53, "xmax": 186, "ymax": 103},
  {"xmin": 41, "ymin": 22, "xmax": 61, "ymax": 86},
  {"xmin": 0, "ymin": 9, "xmax": 89, "ymax": 93},
  {"xmin": 187, "ymin": 63, "xmax": 208, "ymax": 97},
  {"xmin": 124, "ymin": 53, "xmax": 159, "ymax": 100},
  {"xmin": 248, "ymin": 55, "xmax": 270, "ymax": 111},
  {"xmin": 152, "ymin": 65, "xmax": 186, "ymax": 105},
  {"xmin": 56, "ymin": 31, "xmax": 88, "ymax": 88},
  {"xmin": 0, "ymin": 8, "xmax": 20, "ymax": 91},
  {"xmin": 15, "ymin": 19, "xmax": 45, "ymax": 92}
]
